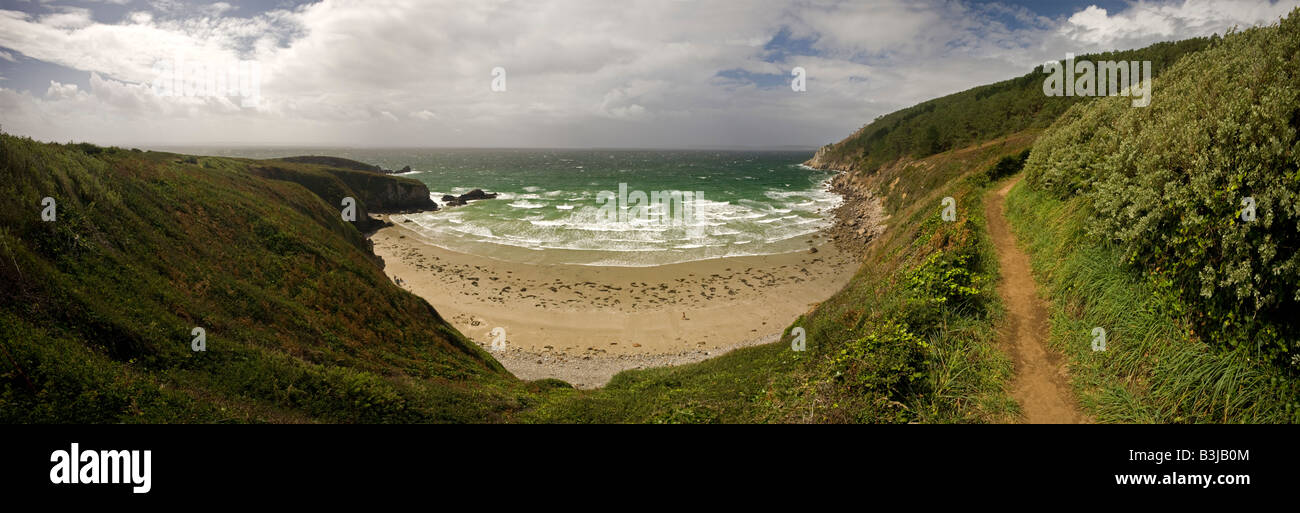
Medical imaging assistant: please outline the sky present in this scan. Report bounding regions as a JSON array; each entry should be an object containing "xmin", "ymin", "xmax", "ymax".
[{"xmin": 0, "ymin": 0, "xmax": 1297, "ymax": 149}]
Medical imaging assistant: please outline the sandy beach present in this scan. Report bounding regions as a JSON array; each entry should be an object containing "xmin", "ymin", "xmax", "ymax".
[{"xmin": 370, "ymin": 219, "xmax": 859, "ymax": 387}]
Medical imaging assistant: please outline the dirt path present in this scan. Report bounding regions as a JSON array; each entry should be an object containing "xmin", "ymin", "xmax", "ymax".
[{"xmin": 986, "ymin": 178, "xmax": 1085, "ymax": 424}]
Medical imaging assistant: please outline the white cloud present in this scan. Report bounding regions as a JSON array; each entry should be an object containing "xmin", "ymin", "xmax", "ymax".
[
  {"xmin": 203, "ymin": 3, "xmax": 236, "ymax": 17},
  {"xmin": 45, "ymin": 80, "xmax": 80, "ymax": 100},
  {"xmin": 39, "ymin": 6, "xmax": 95, "ymax": 30},
  {"xmin": 0, "ymin": 0, "xmax": 1296, "ymax": 147},
  {"xmin": 1061, "ymin": 0, "xmax": 1298, "ymax": 45}
]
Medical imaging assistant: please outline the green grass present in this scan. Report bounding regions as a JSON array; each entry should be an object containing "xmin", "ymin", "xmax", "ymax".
[
  {"xmin": 0, "ymin": 135, "xmax": 538, "ymax": 423},
  {"xmin": 1004, "ymin": 180, "xmax": 1300, "ymax": 423},
  {"xmin": 520, "ymin": 341, "xmax": 814, "ymax": 423}
]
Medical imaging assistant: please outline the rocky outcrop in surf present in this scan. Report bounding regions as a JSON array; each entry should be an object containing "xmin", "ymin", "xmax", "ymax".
[{"xmin": 441, "ymin": 189, "xmax": 500, "ymax": 207}]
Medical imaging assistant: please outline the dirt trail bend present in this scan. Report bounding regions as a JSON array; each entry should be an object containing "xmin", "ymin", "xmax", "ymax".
[{"xmin": 985, "ymin": 178, "xmax": 1085, "ymax": 424}]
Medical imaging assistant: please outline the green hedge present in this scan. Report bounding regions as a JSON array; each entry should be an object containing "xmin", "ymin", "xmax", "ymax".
[{"xmin": 1024, "ymin": 9, "xmax": 1300, "ymax": 366}]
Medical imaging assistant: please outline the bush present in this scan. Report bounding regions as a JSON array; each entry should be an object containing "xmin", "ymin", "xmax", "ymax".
[
  {"xmin": 830, "ymin": 319, "xmax": 928, "ymax": 399},
  {"xmin": 987, "ymin": 149, "xmax": 1031, "ymax": 182},
  {"xmin": 70, "ymin": 142, "xmax": 104, "ymax": 155},
  {"xmin": 906, "ymin": 250, "xmax": 986, "ymax": 316},
  {"xmin": 1023, "ymin": 10, "xmax": 1300, "ymax": 365}
]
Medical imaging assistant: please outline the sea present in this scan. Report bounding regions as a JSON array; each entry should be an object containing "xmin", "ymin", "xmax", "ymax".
[{"xmin": 165, "ymin": 148, "xmax": 842, "ymax": 267}]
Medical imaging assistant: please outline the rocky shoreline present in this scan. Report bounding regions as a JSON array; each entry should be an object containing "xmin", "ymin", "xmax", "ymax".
[{"xmin": 808, "ymin": 161, "xmax": 887, "ymax": 252}]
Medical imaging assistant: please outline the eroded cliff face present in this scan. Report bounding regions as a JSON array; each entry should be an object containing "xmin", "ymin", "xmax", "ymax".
[
  {"xmin": 370, "ymin": 179, "xmax": 438, "ymax": 212},
  {"xmin": 268, "ymin": 156, "xmax": 438, "ymax": 213},
  {"xmin": 323, "ymin": 169, "xmax": 437, "ymax": 213}
]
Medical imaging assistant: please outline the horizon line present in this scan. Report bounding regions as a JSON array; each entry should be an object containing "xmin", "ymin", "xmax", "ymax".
[{"xmin": 138, "ymin": 144, "xmax": 825, "ymax": 152}]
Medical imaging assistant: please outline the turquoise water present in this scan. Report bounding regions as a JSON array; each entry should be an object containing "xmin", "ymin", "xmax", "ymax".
[{"xmin": 170, "ymin": 148, "xmax": 839, "ymax": 266}]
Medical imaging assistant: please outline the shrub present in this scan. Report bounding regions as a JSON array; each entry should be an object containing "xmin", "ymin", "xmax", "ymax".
[
  {"xmin": 830, "ymin": 319, "xmax": 928, "ymax": 399},
  {"xmin": 1023, "ymin": 10, "xmax": 1300, "ymax": 365},
  {"xmin": 987, "ymin": 149, "xmax": 1031, "ymax": 182},
  {"xmin": 70, "ymin": 142, "xmax": 104, "ymax": 155},
  {"xmin": 907, "ymin": 250, "xmax": 985, "ymax": 312}
]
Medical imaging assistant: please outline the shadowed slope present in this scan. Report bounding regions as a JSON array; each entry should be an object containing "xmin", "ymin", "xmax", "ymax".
[{"xmin": 0, "ymin": 136, "xmax": 523, "ymax": 423}]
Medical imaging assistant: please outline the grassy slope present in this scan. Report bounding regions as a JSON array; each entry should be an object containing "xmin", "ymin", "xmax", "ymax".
[
  {"xmin": 812, "ymin": 39, "xmax": 1212, "ymax": 173},
  {"xmin": 525, "ymin": 134, "xmax": 1036, "ymax": 423},
  {"xmin": 0, "ymin": 136, "xmax": 550, "ymax": 423}
]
